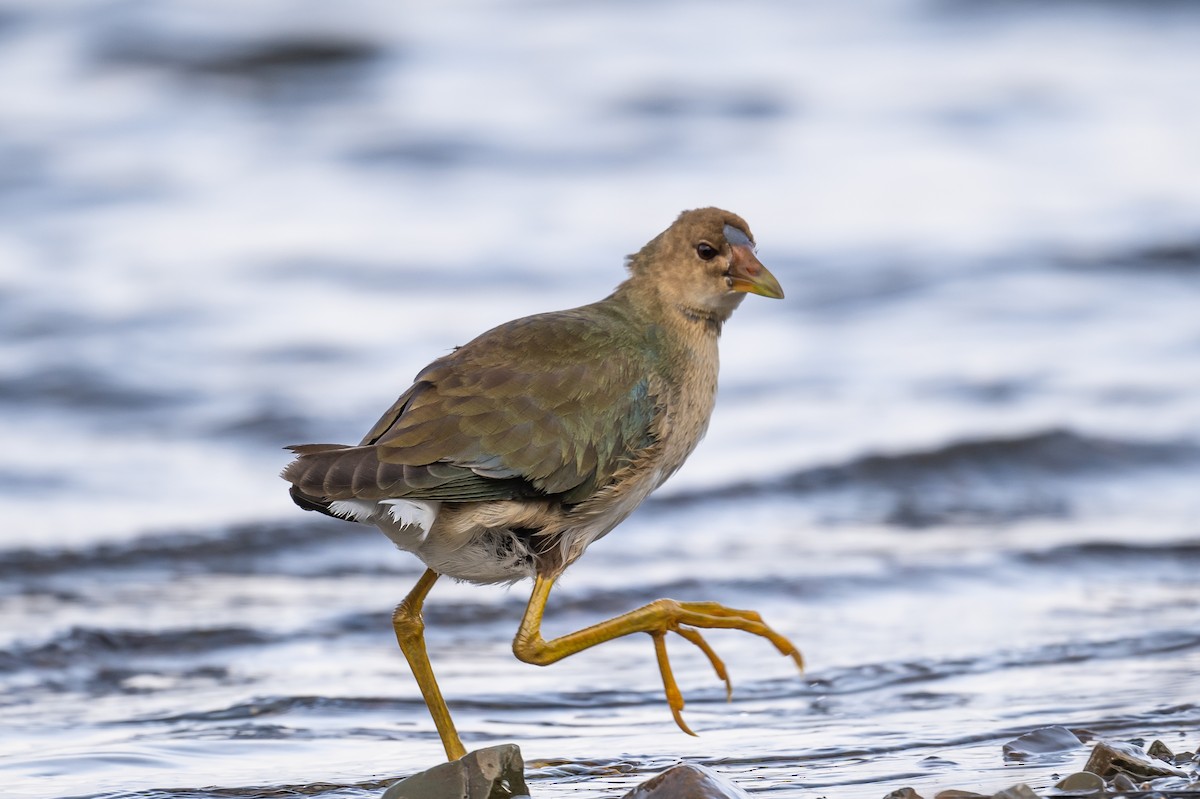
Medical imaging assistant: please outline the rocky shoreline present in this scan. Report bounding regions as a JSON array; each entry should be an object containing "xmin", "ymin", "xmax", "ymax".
[
  {"xmin": 909, "ymin": 729, "xmax": 1200, "ymax": 799},
  {"xmin": 383, "ymin": 730, "xmax": 1200, "ymax": 799}
]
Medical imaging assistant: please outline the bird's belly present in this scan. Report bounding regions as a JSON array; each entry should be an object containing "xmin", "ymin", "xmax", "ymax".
[
  {"xmin": 331, "ymin": 484, "xmax": 659, "ymax": 585},
  {"xmin": 414, "ymin": 528, "xmax": 539, "ymax": 585},
  {"xmin": 332, "ymin": 497, "xmax": 556, "ymax": 585}
]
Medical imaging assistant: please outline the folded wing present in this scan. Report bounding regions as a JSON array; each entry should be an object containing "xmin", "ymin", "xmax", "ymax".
[{"xmin": 283, "ymin": 306, "xmax": 664, "ymax": 508}]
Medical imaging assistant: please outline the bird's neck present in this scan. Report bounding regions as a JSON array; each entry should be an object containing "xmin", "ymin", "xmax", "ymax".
[
  {"xmin": 675, "ymin": 304, "xmax": 726, "ymax": 336},
  {"xmin": 613, "ymin": 279, "xmax": 729, "ymax": 341}
]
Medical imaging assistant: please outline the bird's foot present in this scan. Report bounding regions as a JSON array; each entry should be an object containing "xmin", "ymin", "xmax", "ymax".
[
  {"xmin": 645, "ymin": 599, "xmax": 804, "ymax": 735},
  {"xmin": 513, "ymin": 576, "xmax": 803, "ymax": 738}
]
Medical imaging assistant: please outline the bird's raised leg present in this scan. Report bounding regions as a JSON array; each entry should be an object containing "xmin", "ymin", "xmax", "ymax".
[
  {"xmin": 392, "ymin": 568, "xmax": 466, "ymax": 761},
  {"xmin": 512, "ymin": 574, "xmax": 804, "ymax": 735}
]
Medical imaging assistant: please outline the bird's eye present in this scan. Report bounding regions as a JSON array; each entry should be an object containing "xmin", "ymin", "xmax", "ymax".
[{"xmin": 696, "ymin": 242, "xmax": 718, "ymax": 261}]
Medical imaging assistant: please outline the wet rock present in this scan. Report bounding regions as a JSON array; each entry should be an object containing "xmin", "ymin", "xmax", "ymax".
[
  {"xmin": 883, "ymin": 788, "xmax": 925, "ymax": 799},
  {"xmin": 1108, "ymin": 773, "xmax": 1139, "ymax": 792},
  {"xmin": 1002, "ymin": 726, "xmax": 1084, "ymax": 762},
  {"xmin": 383, "ymin": 744, "xmax": 529, "ymax": 799},
  {"xmin": 1082, "ymin": 740, "xmax": 1187, "ymax": 780},
  {"xmin": 991, "ymin": 784, "xmax": 1038, "ymax": 799},
  {"xmin": 1146, "ymin": 739, "xmax": 1174, "ymax": 763},
  {"xmin": 934, "ymin": 790, "xmax": 989, "ymax": 799},
  {"xmin": 1052, "ymin": 771, "xmax": 1105, "ymax": 794},
  {"xmin": 1144, "ymin": 775, "xmax": 1194, "ymax": 792},
  {"xmin": 621, "ymin": 763, "xmax": 751, "ymax": 799}
]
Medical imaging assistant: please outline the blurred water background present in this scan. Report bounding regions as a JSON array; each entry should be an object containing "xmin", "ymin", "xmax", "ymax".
[{"xmin": 2, "ymin": 1, "xmax": 1199, "ymax": 797}]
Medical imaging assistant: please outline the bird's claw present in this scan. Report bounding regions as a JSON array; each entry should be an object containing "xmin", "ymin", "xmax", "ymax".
[
  {"xmin": 646, "ymin": 600, "xmax": 804, "ymax": 735},
  {"xmin": 674, "ymin": 626, "xmax": 731, "ymax": 700},
  {"xmin": 651, "ymin": 631, "xmax": 697, "ymax": 736}
]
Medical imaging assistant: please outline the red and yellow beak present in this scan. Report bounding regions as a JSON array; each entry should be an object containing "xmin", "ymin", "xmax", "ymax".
[{"xmin": 728, "ymin": 245, "xmax": 784, "ymax": 299}]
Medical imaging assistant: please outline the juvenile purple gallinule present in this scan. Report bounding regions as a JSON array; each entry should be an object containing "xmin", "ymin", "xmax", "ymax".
[{"xmin": 283, "ymin": 207, "xmax": 802, "ymax": 760}]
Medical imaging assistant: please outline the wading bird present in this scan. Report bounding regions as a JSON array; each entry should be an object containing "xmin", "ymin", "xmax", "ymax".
[{"xmin": 282, "ymin": 207, "xmax": 803, "ymax": 760}]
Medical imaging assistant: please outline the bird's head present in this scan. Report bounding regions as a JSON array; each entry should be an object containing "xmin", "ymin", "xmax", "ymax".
[{"xmin": 625, "ymin": 207, "xmax": 784, "ymax": 325}]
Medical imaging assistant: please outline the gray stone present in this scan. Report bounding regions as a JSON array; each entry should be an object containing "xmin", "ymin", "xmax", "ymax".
[
  {"xmin": 1082, "ymin": 740, "xmax": 1187, "ymax": 780},
  {"xmin": 1108, "ymin": 773, "xmax": 1140, "ymax": 792},
  {"xmin": 383, "ymin": 744, "xmax": 529, "ymax": 799},
  {"xmin": 883, "ymin": 788, "xmax": 925, "ymax": 799},
  {"xmin": 934, "ymin": 791, "xmax": 989, "ymax": 799},
  {"xmin": 1052, "ymin": 771, "xmax": 1105, "ymax": 794},
  {"xmin": 990, "ymin": 784, "xmax": 1039, "ymax": 799},
  {"xmin": 1002, "ymin": 726, "xmax": 1084, "ymax": 762},
  {"xmin": 620, "ymin": 763, "xmax": 752, "ymax": 799}
]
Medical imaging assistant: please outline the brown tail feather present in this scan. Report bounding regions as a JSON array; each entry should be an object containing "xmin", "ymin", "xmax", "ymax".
[
  {"xmin": 288, "ymin": 484, "xmax": 343, "ymax": 518},
  {"xmin": 281, "ymin": 442, "xmax": 541, "ymax": 505},
  {"xmin": 281, "ymin": 444, "xmax": 391, "ymax": 501},
  {"xmin": 285, "ymin": 443, "xmax": 349, "ymax": 456}
]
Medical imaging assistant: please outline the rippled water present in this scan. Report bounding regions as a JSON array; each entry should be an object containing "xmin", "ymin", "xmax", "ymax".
[{"xmin": 2, "ymin": 1, "xmax": 1199, "ymax": 798}]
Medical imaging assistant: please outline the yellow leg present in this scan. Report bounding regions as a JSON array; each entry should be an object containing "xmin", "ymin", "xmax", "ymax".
[
  {"xmin": 392, "ymin": 568, "xmax": 466, "ymax": 761},
  {"xmin": 512, "ymin": 574, "xmax": 804, "ymax": 735}
]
